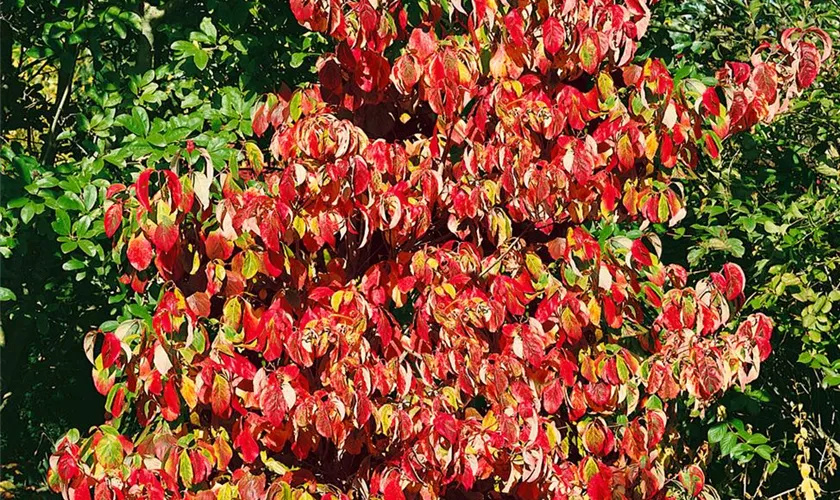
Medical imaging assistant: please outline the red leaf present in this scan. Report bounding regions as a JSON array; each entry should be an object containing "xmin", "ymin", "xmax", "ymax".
[
  {"xmin": 186, "ymin": 292, "xmax": 211, "ymax": 318},
  {"xmin": 722, "ymin": 262, "xmax": 745, "ymax": 301},
  {"xmin": 104, "ymin": 204, "xmax": 123, "ymax": 238},
  {"xmin": 162, "ymin": 378, "xmax": 181, "ymax": 421},
  {"xmin": 206, "ymin": 230, "xmax": 234, "ymax": 260},
  {"xmin": 750, "ymin": 63, "xmax": 778, "ymax": 103},
  {"xmin": 252, "ymin": 102, "xmax": 270, "ymax": 137},
  {"xmin": 679, "ymin": 465, "xmax": 705, "ymax": 497},
  {"xmin": 259, "ymin": 377, "xmax": 287, "ymax": 426},
  {"xmin": 582, "ymin": 420, "xmax": 613, "ymax": 456},
  {"xmin": 105, "ymin": 183, "xmax": 126, "ymax": 199},
  {"xmin": 704, "ymin": 132, "xmax": 720, "ymax": 159},
  {"xmin": 579, "ymin": 29, "xmax": 602, "ymax": 74},
  {"xmin": 616, "ymin": 134, "xmax": 635, "ymax": 170},
  {"xmin": 408, "ymin": 28, "xmax": 437, "ymax": 61},
  {"xmin": 504, "ymin": 10, "xmax": 526, "ymax": 48},
  {"xmin": 237, "ymin": 472, "xmax": 266, "ymax": 500},
  {"xmin": 383, "ymin": 475, "xmax": 405, "ymax": 500},
  {"xmin": 71, "ymin": 483, "xmax": 91, "ymax": 500},
  {"xmin": 391, "ymin": 54, "xmax": 420, "ymax": 93},
  {"xmin": 354, "ymin": 51, "xmax": 390, "ymax": 93},
  {"xmin": 433, "ymin": 413, "xmax": 459, "ymax": 444},
  {"xmin": 163, "ymin": 170, "xmax": 182, "ymax": 209},
  {"xmin": 542, "ymin": 378, "xmax": 564, "ymax": 414},
  {"xmin": 101, "ymin": 333, "xmax": 121, "ymax": 369},
  {"xmin": 152, "ymin": 219, "xmax": 179, "ymax": 253},
  {"xmin": 135, "ymin": 169, "xmax": 153, "ymax": 212},
  {"xmin": 797, "ymin": 42, "xmax": 820, "ymax": 89},
  {"xmin": 212, "ymin": 374, "xmax": 232, "ymax": 418},
  {"xmin": 631, "ymin": 239, "xmax": 653, "ymax": 267},
  {"xmin": 234, "ymin": 422, "xmax": 259, "ymax": 463},
  {"xmin": 57, "ymin": 453, "xmax": 79, "ymax": 482},
  {"xmin": 586, "ymin": 465, "xmax": 612, "ymax": 500},
  {"xmin": 702, "ymin": 87, "xmax": 722, "ymax": 117},
  {"xmin": 127, "ymin": 233, "xmax": 153, "ymax": 271},
  {"xmin": 109, "ymin": 386, "xmax": 126, "ymax": 418},
  {"xmin": 543, "ymin": 17, "xmax": 565, "ymax": 56}
]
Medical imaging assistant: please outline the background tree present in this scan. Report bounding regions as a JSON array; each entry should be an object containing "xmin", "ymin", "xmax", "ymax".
[
  {"xmin": 643, "ymin": 1, "xmax": 840, "ymax": 497},
  {"xmin": 1, "ymin": 1, "xmax": 321, "ymax": 495}
]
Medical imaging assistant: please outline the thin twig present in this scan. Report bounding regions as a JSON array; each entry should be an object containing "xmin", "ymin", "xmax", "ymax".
[
  {"xmin": 767, "ymin": 486, "xmax": 797, "ymax": 499},
  {"xmin": 478, "ymin": 235, "xmax": 523, "ymax": 278}
]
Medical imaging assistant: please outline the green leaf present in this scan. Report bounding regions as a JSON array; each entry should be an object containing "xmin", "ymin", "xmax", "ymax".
[
  {"xmin": 83, "ymin": 184, "xmax": 98, "ymax": 211},
  {"xmin": 193, "ymin": 49, "xmax": 209, "ymax": 70},
  {"xmin": 814, "ymin": 164, "xmax": 839, "ymax": 177},
  {"xmin": 62, "ymin": 259, "xmax": 86, "ymax": 271},
  {"xmin": 56, "ymin": 194, "xmax": 85, "ymax": 212},
  {"xmin": 0, "ymin": 287, "xmax": 17, "ymax": 302},
  {"xmin": 179, "ymin": 450, "xmax": 194, "ymax": 488},
  {"xmin": 12, "ymin": 155, "xmax": 37, "ymax": 184},
  {"xmin": 242, "ymin": 250, "xmax": 259, "ymax": 279},
  {"xmin": 52, "ymin": 209, "xmax": 72, "ymax": 235},
  {"xmin": 719, "ymin": 433, "xmax": 737, "ymax": 456},
  {"xmin": 289, "ymin": 91, "xmax": 302, "ymax": 121},
  {"xmin": 35, "ymin": 176, "xmax": 60, "ymax": 189},
  {"xmin": 94, "ymin": 434, "xmax": 123, "ymax": 469},
  {"xmin": 132, "ymin": 107, "xmax": 150, "ymax": 137},
  {"xmin": 171, "ymin": 40, "xmax": 197, "ymax": 57},
  {"xmin": 730, "ymin": 443, "xmax": 754, "ymax": 459},
  {"xmin": 290, "ymin": 52, "xmax": 307, "ymax": 68},
  {"xmin": 747, "ymin": 434, "xmax": 768, "ymax": 445},
  {"xmin": 7, "ymin": 197, "xmax": 29, "ymax": 209},
  {"xmin": 78, "ymin": 240, "xmax": 97, "ymax": 257},
  {"xmin": 200, "ymin": 17, "xmax": 217, "ymax": 41},
  {"xmin": 755, "ymin": 445, "xmax": 774, "ymax": 460},
  {"xmin": 726, "ymin": 238, "xmax": 745, "ymax": 258},
  {"xmin": 21, "ymin": 203, "xmax": 36, "ymax": 224},
  {"xmin": 65, "ymin": 428, "xmax": 80, "ymax": 444},
  {"xmin": 644, "ymin": 395, "xmax": 663, "ymax": 411},
  {"xmin": 822, "ymin": 370, "xmax": 840, "ymax": 387},
  {"xmin": 708, "ymin": 424, "xmax": 727, "ymax": 444}
]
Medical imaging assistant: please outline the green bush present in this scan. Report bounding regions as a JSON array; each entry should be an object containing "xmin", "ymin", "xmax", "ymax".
[
  {"xmin": 645, "ymin": 1, "xmax": 840, "ymax": 497},
  {"xmin": 1, "ymin": 0, "xmax": 320, "ymax": 494}
]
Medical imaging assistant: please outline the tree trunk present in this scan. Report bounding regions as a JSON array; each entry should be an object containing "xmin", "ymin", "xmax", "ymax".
[
  {"xmin": 39, "ymin": 46, "xmax": 78, "ymax": 167},
  {"xmin": 1, "ymin": 18, "xmax": 16, "ymax": 133}
]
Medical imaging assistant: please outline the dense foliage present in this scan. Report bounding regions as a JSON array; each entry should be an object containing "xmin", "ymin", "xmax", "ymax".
[
  {"xmin": 641, "ymin": 2, "xmax": 840, "ymax": 498},
  {"xmin": 1, "ymin": 0, "xmax": 322, "ymax": 494},
  {"xmin": 2, "ymin": 0, "xmax": 839, "ymax": 499},
  {"xmin": 26, "ymin": 0, "xmax": 831, "ymax": 498}
]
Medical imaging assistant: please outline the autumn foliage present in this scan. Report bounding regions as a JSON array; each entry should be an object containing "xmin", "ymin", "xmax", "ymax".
[{"xmin": 48, "ymin": 1, "xmax": 830, "ymax": 499}]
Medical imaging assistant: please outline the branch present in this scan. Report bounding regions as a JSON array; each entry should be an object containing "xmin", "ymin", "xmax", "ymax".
[{"xmin": 38, "ymin": 45, "xmax": 79, "ymax": 166}]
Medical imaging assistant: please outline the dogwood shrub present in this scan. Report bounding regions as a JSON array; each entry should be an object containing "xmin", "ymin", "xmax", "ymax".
[{"xmin": 48, "ymin": 1, "xmax": 829, "ymax": 499}]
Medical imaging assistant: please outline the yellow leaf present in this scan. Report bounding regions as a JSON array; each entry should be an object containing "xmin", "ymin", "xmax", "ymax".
[
  {"xmin": 546, "ymin": 421, "xmax": 560, "ymax": 449},
  {"xmin": 293, "ymin": 216, "xmax": 306, "ymax": 238},
  {"xmin": 244, "ymin": 141, "xmax": 264, "ymax": 175},
  {"xmin": 645, "ymin": 131, "xmax": 659, "ymax": 160},
  {"xmin": 482, "ymin": 411, "xmax": 498, "ymax": 431},
  {"xmin": 588, "ymin": 297, "xmax": 601, "ymax": 324},
  {"xmin": 441, "ymin": 386, "xmax": 460, "ymax": 409},
  {"xmin": 331, "ymin": 291, "xmax": 344, "ymax": 312},
  {"xmin": 378, "ymin": 404, "xmax": 394, "ymax": 435},
  {"xmin": 216, "ymin": 484, "xmax": 235, "ymax": 500}
]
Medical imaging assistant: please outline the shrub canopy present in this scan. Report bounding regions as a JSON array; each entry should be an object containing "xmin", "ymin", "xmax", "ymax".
[{"xmin": 47, "ymin": 0, "xmax": 830, "ymax": 499}]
